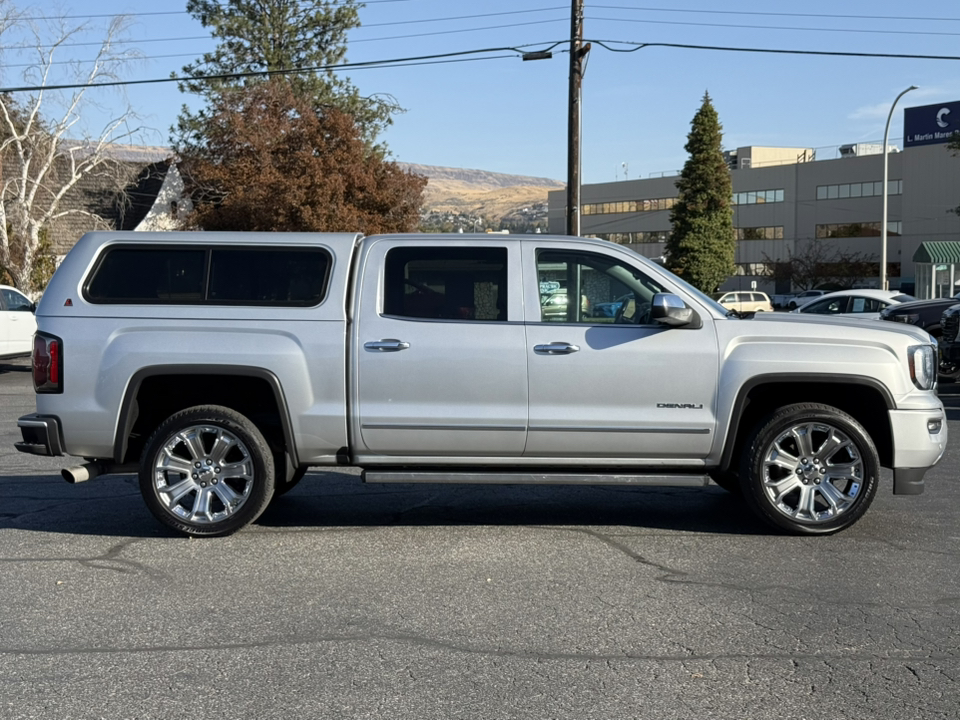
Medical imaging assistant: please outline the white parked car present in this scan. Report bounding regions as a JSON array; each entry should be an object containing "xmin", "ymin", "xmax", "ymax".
[
  {"xmin": 787, "ymin": 289, "xmax": 827, "ymax": 309},
  {"xmin": 792, "ymin": 289, "xmax": 915, "ymax": 320},
  {"xmin": 0, "ymin": 284, "xmax": 38, "ymax": 360}
]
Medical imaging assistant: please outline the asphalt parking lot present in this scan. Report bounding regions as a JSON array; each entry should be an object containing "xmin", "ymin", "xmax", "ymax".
[{"xmin": 1, "ymin": 355, "xmax": 959, "ymax": 720}]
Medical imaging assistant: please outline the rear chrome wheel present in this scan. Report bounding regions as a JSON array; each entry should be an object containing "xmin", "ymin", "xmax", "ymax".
[
  {"xmin": 139, "ymin": 406, "xmax": 274, "ymax": 537},
  {"xmin": 741, "ymin": 403, "xmax": 879, "ymax": 534}
]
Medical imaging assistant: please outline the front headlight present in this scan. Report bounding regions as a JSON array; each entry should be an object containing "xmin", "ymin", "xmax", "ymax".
[
  {"xmin": 891, "ymin": 313, "xmax": 921, "ymax": 325},
  {"xmin": 908, "ymin": 345, "xmax": 936, "ymax": 390}
]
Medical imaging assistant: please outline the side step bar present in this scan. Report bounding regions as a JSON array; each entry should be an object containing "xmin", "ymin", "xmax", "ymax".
[{"xmin": 362, "ymin": 470, "xmax": 711, "ymax": 487}]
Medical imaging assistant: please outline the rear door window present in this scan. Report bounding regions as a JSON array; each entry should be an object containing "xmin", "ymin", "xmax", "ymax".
[{"xmin": 382, "ymin": 246, "xmax": 508, "ymax": 321}]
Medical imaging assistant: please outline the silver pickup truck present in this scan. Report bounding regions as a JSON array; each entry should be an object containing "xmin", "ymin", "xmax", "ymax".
[{"xmin": 15, "ymin": 231, "xmax": 947, "ymax": 537}]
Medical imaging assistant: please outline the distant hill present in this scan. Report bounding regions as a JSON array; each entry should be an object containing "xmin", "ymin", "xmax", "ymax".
[{"xmin": 398, "ymin": 163, "xmax": 564, "ymax": 232}]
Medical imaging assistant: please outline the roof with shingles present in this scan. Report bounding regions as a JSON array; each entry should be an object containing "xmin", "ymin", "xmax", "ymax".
[{"xmin": 48, "ymin": 157, "xmax": 171, "ymax": 255}]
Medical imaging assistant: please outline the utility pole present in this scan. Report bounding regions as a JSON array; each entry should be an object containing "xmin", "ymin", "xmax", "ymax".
[{"xmin": 566, "ymin": 0, "xmax": 588, "ymax": 237}]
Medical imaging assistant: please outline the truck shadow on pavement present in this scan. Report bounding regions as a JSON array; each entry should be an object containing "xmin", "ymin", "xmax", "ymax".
[{"xmin": 0, "ymin": 472, "xmax": 771, "ymax": 537}]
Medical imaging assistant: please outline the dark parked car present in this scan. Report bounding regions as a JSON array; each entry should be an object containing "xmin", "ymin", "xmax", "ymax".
[
  {"xmin": 880, "ymin": 292, "xmax": 960, "ymax": 380},
  {"xmin": 936, "ymin": 304, "xmax": 960, "ymax": 380}
]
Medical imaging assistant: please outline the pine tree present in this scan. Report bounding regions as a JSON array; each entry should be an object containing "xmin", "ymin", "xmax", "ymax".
[
  {"xmin": 665, "ymin": 92, "xmax": 735, "ymax": 293},
  {"xmin": 174, "ymin": 0, "xmax": 398, "ymax": 149}
]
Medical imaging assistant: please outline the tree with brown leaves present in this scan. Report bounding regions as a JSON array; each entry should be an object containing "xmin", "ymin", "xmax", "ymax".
[{"xmin": 178, "ymin": 81, "xmax": 426, "ymax": 234}]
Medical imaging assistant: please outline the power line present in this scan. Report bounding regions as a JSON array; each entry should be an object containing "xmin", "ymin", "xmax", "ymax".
[
  {"xmin": 586, "ymin": 15, "xmax": 960, "ymax": 38},
  {"xmin": 18, "ymin": 3, "xmax": 960, "ymax": 25},
  {"xmin": 3, "ymin": 39, "xmax": 960, "ymax": 94},
  {"xmin": 0, "ymin": 43, "xmax": 560, "ymax": 93},
  {"xmin": 0, "ymin": 8, "xmax": 568, "ymax": 51},
  {"xmin": 13, "ymin": 0, "xmax": 421, "ymax": 22},
  {"xmin": 588, "ymin": 39, "xmax": 960, "ymax": 61},
  {"xmin": 588, "ymin": 5, "xmax": 960, "ymax": 24}
]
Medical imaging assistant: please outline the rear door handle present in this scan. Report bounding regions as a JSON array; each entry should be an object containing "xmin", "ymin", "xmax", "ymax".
[
  {"xmin": 534, "ymin": 342, "xmax": 580, "ymax": 354},
  {"xmin": 364, "ymin": 339, "xmax": 410, "ymax": 352}
]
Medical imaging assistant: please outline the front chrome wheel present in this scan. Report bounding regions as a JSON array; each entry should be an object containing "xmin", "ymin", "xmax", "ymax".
[
  {"xmin": 139, "ymin": 406, "xmax": 275, "ymax": 537},
  {"xmin": 741, "ymin": 403, "xmax": 879, "ymax": 535},
  {"xmin": 761, "ymin": 422, "xmax": 863, "ymax": 524}
]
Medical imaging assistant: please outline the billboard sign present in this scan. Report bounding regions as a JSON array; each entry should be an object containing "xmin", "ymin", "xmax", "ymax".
[{"xmin": 904, "ymin": 101, "xmax": 960, "ymax": 148}]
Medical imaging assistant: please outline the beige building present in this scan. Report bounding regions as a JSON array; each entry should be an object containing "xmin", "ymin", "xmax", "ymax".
[{"xmin": 548, "ymin": 140, "xmax": 960, "ymax": 297}]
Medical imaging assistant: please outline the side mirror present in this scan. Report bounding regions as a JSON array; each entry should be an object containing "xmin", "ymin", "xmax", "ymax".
[
  {"xmin": 30, "ymin": 302, "xmax": 37, "ymax": 313},
  {"xmin": 651, "ymin": 293, "xmax": 701, "ymax": 328}
]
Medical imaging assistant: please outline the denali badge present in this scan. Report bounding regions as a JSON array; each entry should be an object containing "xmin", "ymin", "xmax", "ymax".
[{"xmin": 657, "ymin": 403, "xmax": 703, "ymax": 409}]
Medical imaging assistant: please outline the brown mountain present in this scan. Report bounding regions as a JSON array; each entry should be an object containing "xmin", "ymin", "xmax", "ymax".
[{"xmin": 399, "ymin": 163, "xmax": 564, "ymax": 226}]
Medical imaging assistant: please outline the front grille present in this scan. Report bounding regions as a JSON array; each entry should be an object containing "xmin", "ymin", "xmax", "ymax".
[{"xmin": 941, "ymin": 312, "xmax": 959, "ymax": 343}]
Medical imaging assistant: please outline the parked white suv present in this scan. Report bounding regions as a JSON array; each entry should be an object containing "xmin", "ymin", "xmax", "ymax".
[
  {"xmin": 711, "ymin": 291, "xmax": 773, "ymax": 313},
  {"xmin": 0, "ymin": 284, "xmax": 37, "ymax": 360}
]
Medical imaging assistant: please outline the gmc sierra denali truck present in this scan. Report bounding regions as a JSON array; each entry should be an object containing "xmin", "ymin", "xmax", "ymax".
[{"xmin": 15, "ymin": 231, "xmax": 948, "ymax": 537}]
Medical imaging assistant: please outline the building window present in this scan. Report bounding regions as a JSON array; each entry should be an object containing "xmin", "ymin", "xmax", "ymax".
[
  {"xmin": 582, "ymin": 197, "xmax": 676, "ymax": 216},
  {"xmin": 591, "ymin": 231, "xmax": 671, "ymax": 244},
  {"xmin": 734, "ymin": 263, "xmax": 773, "ymax": 276},
  {"xmin": 732, "ymin": 188, "xmax": 784, "ymax": 205},
  {"xmin": 815, "ymin": 221, "xmax": 901, "ymax": 238},
  {"xmin": 816, "ymin": 180, "xmax": 901, "ymax": 200},
  {"xmin": 736, "ymin": 226, "xmax": 784, "ymax": 241}
]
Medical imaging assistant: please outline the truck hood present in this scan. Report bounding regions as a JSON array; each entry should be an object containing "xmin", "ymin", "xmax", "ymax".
[{"xmin": 737, "ymin": 310, "xmax": 934, "ymax": 343}]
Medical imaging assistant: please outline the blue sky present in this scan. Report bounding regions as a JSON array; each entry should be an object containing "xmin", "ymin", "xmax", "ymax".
[{"xmin": 3, "ymin": 0, "xmax": 960, "ymax": 184}]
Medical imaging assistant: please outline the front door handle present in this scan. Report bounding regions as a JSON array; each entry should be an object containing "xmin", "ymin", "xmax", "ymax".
[
  {"xmin": 534, "ymin": 342, "xmax": 580, "ymax": 354},
  {"xmin": 364, "ymin": 339, "xmax": 410, "ymax": 352}
]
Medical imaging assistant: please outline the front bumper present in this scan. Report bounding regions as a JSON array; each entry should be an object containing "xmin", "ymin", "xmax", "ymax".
[
  {"xmin": 889, "ymin": 407, "xmax": 948, "ymax": 495},
  {"xmin": 15, "ymin": 414, "xmax": 64, "ymax": 456}
]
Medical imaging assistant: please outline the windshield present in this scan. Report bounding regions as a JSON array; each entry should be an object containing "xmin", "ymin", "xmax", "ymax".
[
  {"xmin": 891, "ymin": 294, "xmax": 915, "ymax": 302},
  {"xmin": 654, "ymin": 265, "xmax": 728, "ymax": 315}
]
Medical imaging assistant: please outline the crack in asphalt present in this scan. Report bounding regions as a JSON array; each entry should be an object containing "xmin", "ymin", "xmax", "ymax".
[
  {"xmin": 0, "ymin": 628, "xmax": 958, "ymax": 661},
  {"xmin": 550, "ymin": 526, "xmax": 960, "ymax": 611},
  {"xmin": 0, "ymin": 538, "xmax": 170, "ymax": 581}
]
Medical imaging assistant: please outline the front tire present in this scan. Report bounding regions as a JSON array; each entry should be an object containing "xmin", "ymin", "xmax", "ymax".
[
  {"xmin": 139, "ymin": 405, "xmax": 275, "ymax": 537},
  {"xmin": 739, "ymin": 403, "xmax": 879, "ymax": 535}
]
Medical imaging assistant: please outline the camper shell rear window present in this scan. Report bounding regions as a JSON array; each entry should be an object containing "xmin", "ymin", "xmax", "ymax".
[{"xmin": 83, "ymin": 245, "xmax": 331, "ymax": 306}]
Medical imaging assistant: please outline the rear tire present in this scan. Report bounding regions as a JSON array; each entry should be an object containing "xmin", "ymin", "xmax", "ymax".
[
  {"xmin": 739, "ymin": 403, "xmax": 879, "ymax": 535},
  {"xmin": 139, "ymin": 405, "xmax": 275, "ymax": 537}
]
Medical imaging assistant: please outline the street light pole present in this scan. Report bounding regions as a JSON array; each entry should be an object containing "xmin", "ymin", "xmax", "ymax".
[{"xmin": 881, "ymin": 85, "xmax": 917, "ymax": 291}]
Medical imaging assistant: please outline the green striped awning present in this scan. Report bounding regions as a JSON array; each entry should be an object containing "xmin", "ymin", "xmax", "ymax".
[{"xmin": 913, "ymin": 241, "xmax": 960, "ymax": 264}]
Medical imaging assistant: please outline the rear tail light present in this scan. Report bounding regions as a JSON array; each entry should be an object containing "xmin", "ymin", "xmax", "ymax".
[{"xmin": 33, "ymin": 332, "xmax": 63, "ymax": 393}]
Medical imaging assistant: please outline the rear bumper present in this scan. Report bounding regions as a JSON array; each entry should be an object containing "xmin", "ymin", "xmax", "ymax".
[{"xmin": 15, "ymin": 414, "xmax": 64, "ymax": 456}]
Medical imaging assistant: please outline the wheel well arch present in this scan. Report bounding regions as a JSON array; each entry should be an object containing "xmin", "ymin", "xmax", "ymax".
[
  {"xmin": 719, "ymin": 375, "xmax": 894, "ymax": 472},
  {"xmin": 115, "ymin": 365, "xmax": 297, "ymax": 469}
]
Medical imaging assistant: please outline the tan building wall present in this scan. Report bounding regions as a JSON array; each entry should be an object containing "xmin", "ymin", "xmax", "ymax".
[{"xmin": 548, "ymin": 142, "xmax": 960, "ymax": 294}]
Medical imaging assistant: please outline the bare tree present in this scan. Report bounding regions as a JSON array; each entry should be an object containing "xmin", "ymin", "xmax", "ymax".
[
  {"xmin": 0, "ymin": 10, "xmax": 142, "ymax": 293},
  {"xmin": 762, "ymin": 240, "xmax": 878, "ymax": 292}
]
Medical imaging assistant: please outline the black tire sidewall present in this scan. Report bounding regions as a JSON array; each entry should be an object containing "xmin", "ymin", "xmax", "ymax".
[
  {"xmin": 139, "ymin": 405, "xmax": 275, "ymax": 537},
  {"xmin": 740, "ymin": 403, "xmax": 880, "ymax": 535}
]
